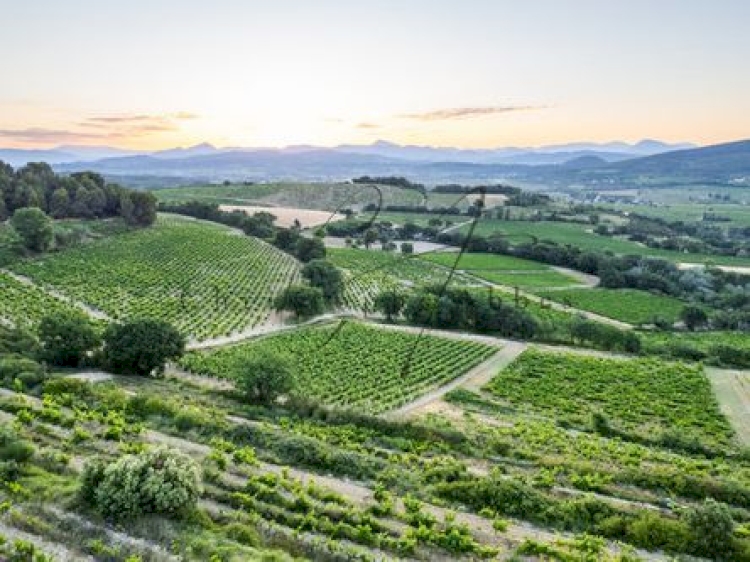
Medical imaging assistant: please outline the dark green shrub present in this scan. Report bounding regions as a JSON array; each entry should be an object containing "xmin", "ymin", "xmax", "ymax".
[{"xmin": 684, "ymin": 499, "xmax": 736, "ymax": 558}]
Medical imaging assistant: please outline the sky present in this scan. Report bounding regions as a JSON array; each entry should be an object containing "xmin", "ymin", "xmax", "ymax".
[{"xmin": 0, "ymin": 0, "xmax": 749, "ymax": 150}]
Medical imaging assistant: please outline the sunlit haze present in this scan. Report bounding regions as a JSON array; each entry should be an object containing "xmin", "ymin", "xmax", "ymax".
[{"xmin": 1, "ymin": 0, "xmax": 749, "ymax": 149}]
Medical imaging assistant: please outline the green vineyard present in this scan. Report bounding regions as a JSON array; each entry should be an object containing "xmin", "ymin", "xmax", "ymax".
[
  {"xmin": 0, "ymin": 271, "xmax": 85, "ymax": 329},
  {"xmin": 10, "ymin": 215, "xmax": 301, "ymax": 341},
  {"xmin": 486, "ymin": 349, "xmax": 733, "ymax": 448},
  {"xmin": 182, "ymin": 322, "xmax": 497, "ymax": 413},
  {"xmin": 327, "ymin": 248, "xmax": 477, "ymax": 309}
]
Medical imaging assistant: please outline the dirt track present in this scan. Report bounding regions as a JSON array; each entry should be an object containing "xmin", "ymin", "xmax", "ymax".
[{"xmin": 706, "ymin": 367, "xmax": 750, "ymax": 446}]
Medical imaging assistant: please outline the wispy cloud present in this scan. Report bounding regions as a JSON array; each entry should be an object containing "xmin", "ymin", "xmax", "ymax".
[
  {"xmin": 400, "ymin": 105, "xmax": 543, "ymax": 121},
  {"xmin": 0, "ymin": 111, "xmax": 200, "ymax": 145},
  {"xmin": 0, "ymin": 127, "xmax": 104, "ymax": 144},
  {"xmin": 356, "ymin": 122, "xmax": 380, "ymax": 129},
  {"xmin": 84, "ymin": 112, "xmax": 198, "ymax": 125}
]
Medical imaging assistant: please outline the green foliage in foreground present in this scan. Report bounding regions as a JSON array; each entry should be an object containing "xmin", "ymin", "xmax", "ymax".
[
  {"xmin": 79, "ymin": 447, "xmax": 202, "ymax": 519},
  {"xmin": 485, "ymin": 349, "xmax": 733, "ymax": 449},
  {"xmin": 181, "ymin": 322, "xmax": 495, "ymax": 413}
]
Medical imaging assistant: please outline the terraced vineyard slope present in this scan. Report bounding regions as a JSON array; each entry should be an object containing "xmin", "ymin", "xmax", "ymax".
[
  {"xmin": 10, "ymin": 215, "xmax": 301, "ymax": 341},
  {"xmin": 0, "ymin": 271, "xmax": 87, "ymax": 329},
  {"xmin": 181, "ymin": 321, "xmax": 497, "ymax": 413}
]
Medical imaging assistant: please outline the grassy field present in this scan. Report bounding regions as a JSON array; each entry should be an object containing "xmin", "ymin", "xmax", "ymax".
[
  {"xmin": 420, "ymin": 251, "xmax": 550, "ymax": 271},
  {"xmin": 536, "ymin": 287, "xmax": 686, "ymax": 324},
  {"xmin": 602, "ymin": 202, "xmax": 750, "ymax": 227},
  {"xmin": 470, "ymin": 269, "xmax": 582, "ymax": 288},
  {"xmin": 181, "ymin": 322, "xmax": 496, "ymax": 413},
  {"xmin": 643, "ymin": 330, "xmax": 750, "ymax": 353},
  {"xmin": 9, "ymin": 215, "xmax": 300, "ymax": 341},
  {"xmin": 154, "ymin": 182, "xmax": 468, "ymax": 211},
  {"xmin": 420, "ymin": 251, "xmax": 583, "ymax": 289},
  {"xmin": 484, "ymin": 349, "xmax": 733, "ymax": 448}
]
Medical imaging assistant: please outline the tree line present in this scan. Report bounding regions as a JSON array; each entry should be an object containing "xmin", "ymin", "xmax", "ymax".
[{"xmin": 0, "ymin": 161, "xmax": 156, "ymax": 225}]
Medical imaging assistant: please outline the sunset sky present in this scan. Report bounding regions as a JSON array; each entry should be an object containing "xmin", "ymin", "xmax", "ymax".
[{"xmin": 1, "ymin": 0, "xmax": 749, "ymax": 150}]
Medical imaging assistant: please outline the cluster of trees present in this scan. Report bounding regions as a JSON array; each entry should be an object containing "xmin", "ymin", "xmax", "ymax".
[
  {"xmin": 352, "ymin": 176, "xmax": 426, "ymax": 195},
  {"xmin": 375, "ymin": 286, "xmax": 538, "ymax": 339},
  {"xmin": 160, "ymin": 200, "xmax": 328, "ymax": 263},
  {"xmin": 432, "ymin": 184, "xmax": 521, "ymax": 196},
  {"xmin": 272, "ymin": 229, "xmax": 326, "ymax": 263},
  {"xmin": 25, "ymin": 310, "xmax": 186, "ymax": 376},
  {"xmin": 0, "ymin": 162, "xmax": 156, "ymax": 225},
  {"xmin": 364, "ymin": 204, "xmax": 464, "ymax": 216},
  {"xmin": 274, "ymin": 259, "xmax": 344, "ymax": 319},
  {"xmin": 569, "ymin": 318, "xmax": 641, "ymax": 353},
  {"xmin": 603, "ymin": 212, "xmax": 750, "ymax": 257},
  {"xmin": 159, "ymin": 201, "xmax": 276, "ymax": 238},
  {"xmin": 505, "ymin": 192, "xmax": 552, "ymax": 207}
]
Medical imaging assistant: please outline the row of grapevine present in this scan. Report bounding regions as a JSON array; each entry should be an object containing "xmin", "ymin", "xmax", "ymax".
[
  {"xmin": 327, "ymin": 248, "xmax": 478, "ymax": 310},
  {"xmin": 181, "ymin": 322, "xmax": 496, "ymax": 413},
  {"xmin": 0, "ymin": 271, "xmax": 85, "ymax": 329}
]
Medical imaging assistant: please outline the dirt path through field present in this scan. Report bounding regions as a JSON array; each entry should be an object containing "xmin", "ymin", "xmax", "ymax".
[
  {"xmin": 706, "ymin": 367, "xmax": 750, "ymax": 446},
  {"xmin": 186, "ymin": 311, "xmax": 356, "ymax": 350},
  {"xmin": 548, "ymin": 265, "xmax": 600, "ymax": 287},
  {"xmin": 388, "ymin": 341, "xmax": 527, "ymax": 418},
  {"xmin": 0, "ymin": 521, "xmax": 96, "ymax": 562}
]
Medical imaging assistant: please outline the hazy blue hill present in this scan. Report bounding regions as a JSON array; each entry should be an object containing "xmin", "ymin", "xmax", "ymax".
[{"xmin": 609, "ymin": 139, "xmax": 750, "ymax": 176}]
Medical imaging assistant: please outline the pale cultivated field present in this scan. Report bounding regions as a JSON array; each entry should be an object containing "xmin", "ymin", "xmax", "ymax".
[
  {"xmin": 679, "ymin": 262, "xmax": 750, "ymax": 275},
  {"xmin": 219, "ymin": 204, "xmax": 346, "ymax": 228}
]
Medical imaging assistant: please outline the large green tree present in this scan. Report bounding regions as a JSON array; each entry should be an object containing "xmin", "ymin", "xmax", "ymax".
[
  {"xmin": 38, "ymin": 310, "xmax": 101, "ymax": 367},
  {"xmin": 10, "ymin": 207, "xmax": 53, "ymax": 252},
  {"xmin": 233, "ymin": 350, "xmax": 295, "ymax": 404},
  {"xmin": 274, "ymin": 285, "xmax": 325, "ymax": 319},
  {"xmin": 374, "ymin": 289, "xmax": 406, "ymax": 322},
  {"xmin": 681, "ymin": 305, "xmax": 708, "ymax": 331},
  {"xmin": 301, "ymin": 259, "xmax": 343, "ymax": 303},
  {"xmin": 295, "ymin": 237, "xmax": 326, "ymax": 263},
  {"xmin": 103, "ymin": 319, "xmax": 185, "ymax": 376}
]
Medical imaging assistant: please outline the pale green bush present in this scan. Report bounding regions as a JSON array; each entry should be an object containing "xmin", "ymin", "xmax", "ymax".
[{"xmin": 80, "ymin": 447, "xmax": 201, "ymax": 518}]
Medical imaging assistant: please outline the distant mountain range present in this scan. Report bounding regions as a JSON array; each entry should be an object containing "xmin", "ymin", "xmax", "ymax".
[
  {"xmin": 0, "ymin": 138, "xmax": 692, "ymax": 167},
  {"xmin": 2, "ymin": 138, "xmax": 748, "ymax": 188}
]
